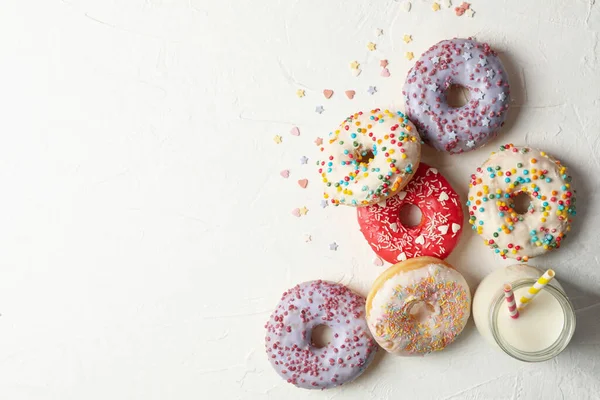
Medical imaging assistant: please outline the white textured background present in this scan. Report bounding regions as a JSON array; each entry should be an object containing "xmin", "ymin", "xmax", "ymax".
[{"xmin": 1, "ymin": 1, "xmax": 599, "ymax": 399}]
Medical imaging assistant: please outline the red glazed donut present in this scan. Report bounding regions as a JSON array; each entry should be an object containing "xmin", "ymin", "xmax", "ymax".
[{"xmin": 357, "ymin": 163, "xmax": 463, "ymax": 263}]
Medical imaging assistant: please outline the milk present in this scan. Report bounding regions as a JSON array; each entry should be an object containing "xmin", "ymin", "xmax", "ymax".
[
  {"xmin": 496, "ymin": 287, "xmax": 564, "ymax": 352},
  {"xmin": 473, "ymin": 264, "xmax": 570, "ymax": 356}
]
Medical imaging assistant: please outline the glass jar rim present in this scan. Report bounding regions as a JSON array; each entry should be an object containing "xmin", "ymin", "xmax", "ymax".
[{"xmin": 489, "ymin": 279, "xmax": 576, "ymax": 362}]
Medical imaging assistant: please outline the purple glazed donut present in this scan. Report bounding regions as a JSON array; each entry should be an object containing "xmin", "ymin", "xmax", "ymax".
[
  {"xmin": 264, "ymin": 280, "xmax": 377, "ymax": 389},
  {"xmin": 403, "ymin": 38, "xmax": 510, "ymax": 154}
]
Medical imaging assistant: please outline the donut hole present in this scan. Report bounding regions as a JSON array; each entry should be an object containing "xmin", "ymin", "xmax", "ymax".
[
  {"xmin": 513, "ymin": 192, "xmax": 532, "ymax": 214},
  {"xmin": 399, "ymin": 203, "xmax": 423, "ymax": 228},
  {"xmin": 356, "ymin": 148, "xmax": 375, "ymax": 164},
  {"xmin": 311, "ymin": 324, "xmax": 334, "ymax": 349},
  {"xmin": 446, "ymin": 84, "xmax": 471, "ymax": 108},
  {"xmin": 408, "ymin": 301, "xmax": 436, "ymax": 323}
]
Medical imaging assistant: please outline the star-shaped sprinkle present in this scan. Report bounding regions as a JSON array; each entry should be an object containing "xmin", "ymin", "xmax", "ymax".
[
  {"xmin": 466, "ymin": 140, "xmax": 475, "ymax": 148},
  {"xmin": 376, "ymin": 28, "xmax": 383, "ymax": 37},
  {"xmin": 474, "ymin": 91, "xmax": 485, "ymax": 100},
  {"xmin": 314, "ymin": 137, "xmax": 323, "ymax": 146},
  {"xmin": 380, "ymin": 59, "xmax": 388, "ymax": 68},
  {"xmin": 367, "ymin": 86, "xmax": 377, "ymax": 95},
  {"xmin": 350, "ymin": 61, "xmax": 360, "ymax": 69},
  {"xmin": 299, "ymin": 206, "xmax": 308, "ymax": 216},
  {"xmin": 448, "ymin": 130, "xmax": 458, "ymax": 140},
  {"xmin": 443, "ymin": 0, "xmax": 452, "ymax": 7},
  {"xmin": 431, "ymin": 56, "xmax": 440, "ymax": 64},
  {"xmin": 409, "ymin": 68, "xmax": 417, "ymax": 77},
  {"xmin": 464, "ymin": 42, "xmax": 474, "ymax": 50},
  {"xmin": 405, "ymin": 52, "xmax": 414, "ymax": 60},
  {"xmin": 300, "ymin": 156, "xmax": 308, "ymax": 164},
  {"xmin": 320, "ymin": 199, "xmax": 329, "ymax": 208},
  {"xmin": 462, "ymin": 52, "xmax": 472, "ymax": 61},
  {"xmin": 329, "ymin": 242, "xmax": 338, "ymax": 251},
  {"xmin": 486, "ymin": 70, "xmax": 495, "ymax": 78},
  {"xmin": 478, "ymin": 58, "xmax": 487, "ymax": 67},
  {"xmin": 273, "ymin": 135, "xmax": 282, "ymax": 144},
  {"xmin": 466, "ymin": 8, "xmax": 475, "ymax": 17},
  {"xmin": 296, "ymin": 89, "xmax": 305, "ymax": 98},
  {"xmin": 427, "ymin": 83, "xmax": 439, "ymax": 91},
  {"xmin": 482, "ymin": 117, "xmax": 491, "ymax": 127},
  {"xmin": 304, "ymin": 234, "xmax": 312, "ymax": 243},
  {"xmin": 404, "ymin": 94, "xmax": 410, "ymax": 103},
  {"xmin": 403, "ymin": 34, "xmax": 412, "ymax": 44},
  {"xmin": 498, "ymin": 92, "xmax": 507, "ymax": 101},
  {"xmin": 367, "ymin": 42, "xmax": 377, "ymax": 51},
  {"xmin": 315, "ymin": 105, "xmax": 324, "ymax": 114},
  {"xmin": 432, "ymin": 2, "xmax": 441, "ymax": 11},
  {"xmin": 422, "ymin": 103, "xmax": 431, "ymax": 111}
]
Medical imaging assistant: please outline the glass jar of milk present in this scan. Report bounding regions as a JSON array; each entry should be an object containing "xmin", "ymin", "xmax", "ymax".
[{"xmin": 473, "ymin": 264, "xmax": 576, "ymax": 362}]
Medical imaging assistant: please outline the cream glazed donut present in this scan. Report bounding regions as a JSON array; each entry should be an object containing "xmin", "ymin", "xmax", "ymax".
[
  {"xmin": 403, "ymin": 38, "xmax": 510, "ymax": 154},
  {"xmin": 357, "ymin": 162, "xmax": 463, "ymax": 264},
  {"xmin": 317, "ymin": 109, "xmax": 421, "ymax": 206},
  {"xmin": 265, "ymin": 280, "xmax": 377, "ymax": 389},
  {"xmin": 366, "ymin": 257, "xmax": 471, "ymax": 355},
  {"xmin": 467, "ymin": 144, "xmax": 577, "ymax": 261}
]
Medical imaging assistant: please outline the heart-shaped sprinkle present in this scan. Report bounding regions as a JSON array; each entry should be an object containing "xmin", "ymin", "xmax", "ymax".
[
  {"xmin": 397, "ymin": 252, "xmax": 407, "ymax": 261},
  {"xmin": 397, "ymin": 191, "xmax": 407, "ymax": 200},
  {"xmin": 415, "ymin": 235, "xmax": 425, "ymax": 245},
  {"xmin": 352, "ymin": 68, "xmax": 362, "ymax": 77},
  {"xmin": 280, "ymin": 169, "xmax": 290, "ymax": 178},
  {"xmin": 390, "ymin": 223, "xmax": 399, "ymax": 232},
  {"xmin": 345, "ymin": 90, "xmax": 356, "ymax": 99},
  {"xmin": 438, "ymin": 191, "xmax": 449, "ymax": 202},
  {"xmin": 290, "ymin": 126, "xmax": 300, "ymax": 136},
  {"xmin": 381, "ymin": 68, "xmax": 391, "ymax": 77},
  {"xmin": 298, "ymin": 179, "xmax": 308, "ymax": 189},
  {"xmin": 373, "ymin": 257, "xmax": 384, "ymax": 266},
  {"xmin": 292, "ymin": 208, "xmax": 301, "ymax": 217},
  {"xmin": 438, "ymin": 225, "xmax": 449, "ymax": 235},
  {"xmin": 452, "ymin": 223, "xmax": 461, "ymax": 233},
  {"xmin": 323, "ymin": 89, "xmax": 334, "ymax": 99}
]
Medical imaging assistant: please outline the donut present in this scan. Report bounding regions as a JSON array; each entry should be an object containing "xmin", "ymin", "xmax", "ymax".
[
  {"xmin": 317, "ymin": 109, "xmax": 421, "ymax": 206},
  {"xmin": 366, "ymin": 257, "xmax": 471, "ymax": 355},
  {"xmin": 357, "ymin": 163, "xmax": 463, "ymax": 264},
  {"xmin": 264, "ymin": 280, "xmax": 377, "ymax": 389},
  {"xmin": 403, "ymin": 38, "xmax": 510, "ymax": 154},
  {"xmin": 467, "ymin": 144, "xmax": 577, "ymax": 261}
]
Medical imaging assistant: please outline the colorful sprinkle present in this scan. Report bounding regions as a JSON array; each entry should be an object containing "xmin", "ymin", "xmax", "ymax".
[
  {"xmin": 367, "ymin": 42, "xmax": 377, "ymax": 51},
  {"xmin": 323, "ymin": 89, "xmax": 334, "ymax": 99},
  {"xmin": 405, "ymin": 52, "xmax": 414, "ymax": 61},
  {"xmin": 273, "ymin": 135, "xmax": 282, "ymax": 144},
  {"xmin": 403, "ymin": 34, "xmax": 412, "ymax": 44},
  {"xmin": 296, "ymin": 89, "xmax": 305, "ymax": 98},
  {"xmin": 298, "ymin": 179, "xmax": 308, "ymax": 188},
  {"xmin": 329, "ymin": 242, "xmax": 339, "ymax": 251}
]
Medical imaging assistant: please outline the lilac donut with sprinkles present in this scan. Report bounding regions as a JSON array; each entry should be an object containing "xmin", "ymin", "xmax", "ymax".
[
  {"xmin": 403, "ymin": 38, "xmax": 510, "ymax": 154},
  {"xmin": 467, "ymin": 144, "xmax": 576, "ymax": 261},
  {"xmin": 265, "ymin": 280, "xmax": 377, "ymax": 389}
]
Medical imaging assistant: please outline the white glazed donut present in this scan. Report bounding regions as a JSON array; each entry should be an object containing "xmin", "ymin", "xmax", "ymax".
[
  {"xmin": 366, "ymin": 257, "xmax": 471, "ymax": 356},
  {"xmin": 467, "ymin": 144, "xmax": 577, "ymax": 261},
  {"xmin": 317, "ymin": 109, "xmax": 421, "ymax": 206}
]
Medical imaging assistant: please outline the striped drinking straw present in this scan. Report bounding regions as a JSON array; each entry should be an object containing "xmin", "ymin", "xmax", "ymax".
[
  {"xmin": 503, "ymin": 283, "xmax": 519, "ymax": 319},
  {"xmin": 517, "ymin": 269, "xmax": 555, "ymax": 310}
]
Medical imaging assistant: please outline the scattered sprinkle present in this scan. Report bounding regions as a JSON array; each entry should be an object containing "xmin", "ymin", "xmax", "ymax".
[
  {"xmin": 380, "ymin": 59, "xmax": 389, "ymax": 68},
  {"xmin": 315, "ymin": 105, "xmax": 324, "ymax": 114},
  {"xmin": 381, "ymin": 68, "xmax": 391, "ymax": 77},
  {"xmin": 405, "ymin": 52, "xmax": 414, "ymax": 61},
  {"xmin": 401, "ymin": 1, "xmax": 412, "ymax": 12},
  {"xmin": 403, "ymin": 34, "xmax": 412, "ymax": 44},
  {"xmin": 329, "ymin": 242, "xmax": 338, "ymax": 251},
  {"xmin": 351, "ymin": 68, "xmax": 362, "ymax": 77},
  {"xmin": 290, "ymin": 126, "xmax": 300, "ymax": 136},
  {"xmin": 443, "ymin": 0, "xmax": 452, "ymax": 7},
  {"xmin": 296, "ymin": 89, "xmax": 305, "ymax": 98},
  {"xmin": 367, "ymin": 42, "xmax": 377, "ymax": 51},
  {"xmin": 320, "ymin": 199, "xmax": 329, "ymax": 208},
  {"xmin": 298, "ymin": 178, "xmax": 308, "ymax": 188},
  {"xmin": 291, "ymin": 208, "xmax": 301, "ymax": 217},
  {"xmin": 373, "ymin": 257, "xmax": 384, "ymax": 267},
  {"xmin": 367, "ymin": 86, "xmax": 377, "ymax": 95},
  {"xmin": 350, "ymin": 61, "xmax": 360, "ymax": 70},
  {"xmin": 375, "ymin": 28, "xmax": 383, "ymax": 37},
  {"xmin": 304, "ymin": 234, "xmax": 312, "ymax": 243},
  {"xmin": 432, "ymin": 2, "xmax": 441, "ymax": 11},
  {"xmin": 323, "ymin": 89, "xmax": 334, "ymax": 99},
  {"xmin": 465, "ymin": 8, "xmax": 475, "ymax": 17},
  {"xmin": 299, "ymin": 206, "xmax": 309, "ymax": 216},
  {"xmin": 273, "ymin": 135, "xmax": 282, "ymax": 144},
  {"xmin": 345, "ymin": 90, "xmax": 356, "ymax": 99},
  {"xmin": 314, "ymin": 137, "xmax": 323, "ymax": 146},
  {"xmin": 300, "ymin": 156, "xmax": 308, "ymax": 164},
  {"xmin": 280, "ymin": 169, "xmax": 290, "ymax": 178},
  {"xmin": 455, "ymin": 2, "xmax": 470, "ymax": 16}
]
